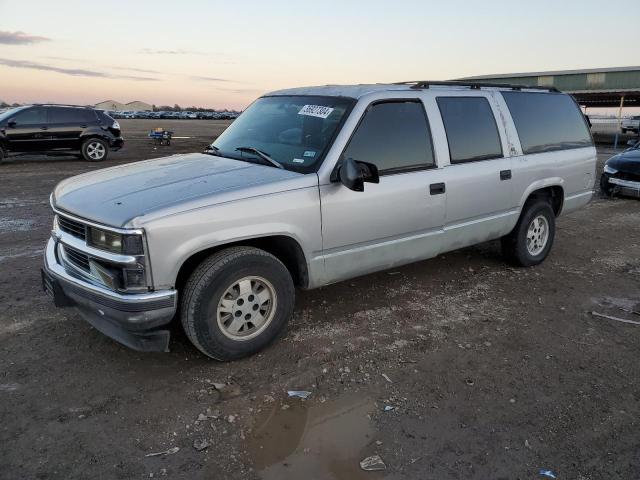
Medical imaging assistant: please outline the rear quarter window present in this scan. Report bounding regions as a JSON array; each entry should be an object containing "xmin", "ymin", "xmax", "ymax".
[{"xmin": 501, "ymin": 92, "xmax": 592, "ymax": 154}]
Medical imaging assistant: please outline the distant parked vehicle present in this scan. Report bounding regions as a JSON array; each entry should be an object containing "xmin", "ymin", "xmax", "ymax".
[
  {"xmin": 621, "ymin": 116, "xmax": 640, "ymax": 134},
  {"xmin": 0, "ymin": 104, "xmax": 123, "ymax": 163},
  {"xmin": 601, "ymin": 140, "xmax": 640, "ymax": 198}
]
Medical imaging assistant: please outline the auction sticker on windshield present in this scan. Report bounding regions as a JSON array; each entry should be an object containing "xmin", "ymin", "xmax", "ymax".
[{"xmin": 298, "ymin": 105, "xmax": 334, "ymax": 119}]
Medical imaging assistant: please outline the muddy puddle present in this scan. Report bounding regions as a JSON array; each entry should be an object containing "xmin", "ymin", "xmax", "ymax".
[{"xmin": 248, "ymin": 394, "xmax": 383, "ymax": 480}]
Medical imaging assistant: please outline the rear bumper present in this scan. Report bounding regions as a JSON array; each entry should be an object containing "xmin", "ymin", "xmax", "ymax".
[
  {"xmin": 109, "ymin": 136, "xmax": 124, "ymax": 150},
  {"xmin": 42, "ymin": 238, "xmax": 176, "ymax": 352}
]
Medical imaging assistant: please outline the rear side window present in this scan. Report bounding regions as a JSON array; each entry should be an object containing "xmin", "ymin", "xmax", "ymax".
[
  {"xmin": 436, "ymin": 97, "xmax": 503, "ymax": 163},
  {"xmin": 49, "ymin": 107, "xmax": 97, "ymax": 124},
  {"xmin": 343, "ymin": 101, "xmax": 435, "ymax": 174},
  {"xmin": 501, "ymin": 92, "xmax": 592, "ymax": 154}
]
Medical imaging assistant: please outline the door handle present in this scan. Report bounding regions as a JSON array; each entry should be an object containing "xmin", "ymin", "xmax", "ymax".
[
  {"xmin": 430, "ymin": 182, "xmax": 446, "ymax": 195},
  {"xmin": 40, "ymin": 126, "xmax": 48, "ymax": 130},
  {"xmin": 500, "ymin": 169, "xmax": 512, "ymax": 181}
]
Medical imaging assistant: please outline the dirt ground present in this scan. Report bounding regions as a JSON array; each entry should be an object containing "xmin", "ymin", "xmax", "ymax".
[{"xmin": 1, "ymin": 119, "xmax": 639, "ymax": 480}]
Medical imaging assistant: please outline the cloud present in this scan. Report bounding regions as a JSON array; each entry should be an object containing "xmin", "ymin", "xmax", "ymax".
[
  {"xmin": 217, "ymin": 87, "xmax": 266, "ymax": 95},
  {"xmin": 111, "ymin": 65, "xmax": 162, "ymax": 74},
  {"xmin": 0, "ymin": 58, "xmax": 159, "ymax": 81},
  {"xmin": 0, "ymin": 31, "xmax": 50, "ymax": 45},
  {"xmin": 139, "ymin": 48, "xmax": 204, "ymax": 55},
  {"xmin": 191, "ymin": 75, "xmax": 234, "ymax": 82}
]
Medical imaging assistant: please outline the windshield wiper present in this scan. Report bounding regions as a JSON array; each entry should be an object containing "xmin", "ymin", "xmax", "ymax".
[{"xmin": 235, "ymin": 146, "xmax": 284, "ymax": 169}]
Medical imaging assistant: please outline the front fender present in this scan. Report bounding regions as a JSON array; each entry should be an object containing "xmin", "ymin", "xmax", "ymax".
[{"xmin": 141, "ymin": 187, "xmax": 323, "ymax": 290}]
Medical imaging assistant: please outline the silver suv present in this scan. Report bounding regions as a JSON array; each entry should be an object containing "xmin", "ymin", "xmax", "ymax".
[{"xmin": 42, "ymin": 81, "xmax": 596, "ymax": 360}]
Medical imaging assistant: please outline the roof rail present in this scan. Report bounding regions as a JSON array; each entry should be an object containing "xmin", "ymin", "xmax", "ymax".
[
  {"xmin": 32, "ymin": 103, "xmax": 94, "ymax": 108},
  {"xmin": 394, "ymin": 80, "xmax": 559, "ymax": 93}
]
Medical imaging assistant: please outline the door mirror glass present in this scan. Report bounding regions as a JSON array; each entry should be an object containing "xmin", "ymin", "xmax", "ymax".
[{"xmin": 336, "ymin": 157, "xmax": 379, "ymax": 192}]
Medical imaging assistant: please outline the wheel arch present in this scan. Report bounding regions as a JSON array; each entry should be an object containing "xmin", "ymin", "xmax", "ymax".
[
  {"xmin": 79, "ymin": 130, "xmax": 112, "ymax": 144},
  {"xmin": 520, "ymin": 181, "xmax": 564, "ymax": 217},
  {"xmin": 174, "ymin": 235, "xmax": 310, "ymax": 295}
]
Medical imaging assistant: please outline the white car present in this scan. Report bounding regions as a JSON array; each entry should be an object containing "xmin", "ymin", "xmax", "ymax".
[{"xmin": 621, "ymin": 116, "xmax": 640, "ymax": 134}]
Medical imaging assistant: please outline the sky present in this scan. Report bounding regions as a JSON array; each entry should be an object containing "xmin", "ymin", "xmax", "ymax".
[{"xmin": 1, "ymin": 0, "xmax": 638, "ymax": 110}]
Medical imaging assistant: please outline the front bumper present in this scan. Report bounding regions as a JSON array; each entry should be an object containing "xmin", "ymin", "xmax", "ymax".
[
  {"xmin": 42, "ymin": 238, "xmax": 176, "ymax": 352},
  {"xmin": 603, "ymin": 173, "xmax": 640, "ymax": 198}
]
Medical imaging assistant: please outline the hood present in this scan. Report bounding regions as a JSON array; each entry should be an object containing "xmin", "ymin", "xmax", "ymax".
[
  {"xmin": 606, "ymin": 149, "xmax": 640, "ymax": 174},
  {"xmin": 53, "ymin": 153, "xmax": 310, "ymax": 227}
]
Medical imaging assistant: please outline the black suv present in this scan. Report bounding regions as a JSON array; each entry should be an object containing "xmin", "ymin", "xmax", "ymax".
[{"xmin": 0, "ymin": 105, "xmax": 123, "ymax": 163}]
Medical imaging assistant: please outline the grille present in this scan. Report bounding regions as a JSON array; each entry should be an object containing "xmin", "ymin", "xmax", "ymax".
[
  {"xmin": 63, "ymin": 244, "xmax": 90, "ymax": 272},
  {"xmin": 617, "ymin": 171, "xmax": 640, "ymax": 183},
  {"xmin": 58, "ymin": 214, "xmax": 87, "ymax": 240}
]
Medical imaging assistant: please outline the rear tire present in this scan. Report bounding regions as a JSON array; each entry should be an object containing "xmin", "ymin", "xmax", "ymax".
[
  {"xmin": 81, "ymin": 138, "xmax": 109, "ymax": 162},
  {"xmin": 501, "ymin": 199, "xmax": 556, "ymax": 267},
  {"xmin": 181, "ymin": 247, "xmax": 295, "ymax": 361}
]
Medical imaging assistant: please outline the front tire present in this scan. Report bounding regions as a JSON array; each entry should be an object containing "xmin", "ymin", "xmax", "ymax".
[
  {"xmin": 81, "ymin": 138, "xmax": 109, "ymax": 162},
  {"xmin": 501, "ymin": 199, "xmax": 556, "ymax": 267},
  {"xmin": 181, "ymin": 247, "xmax": 295, "ymax": 361}
]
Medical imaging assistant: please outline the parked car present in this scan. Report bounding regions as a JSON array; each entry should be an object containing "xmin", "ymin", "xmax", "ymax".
[
  {"xmin": 621, "ymin": 116, "xmax": 640, "ymax": 134},
  {"xmin": 42, "ymin": 82, "xmax": 595, "ymax": 359},
  {"xmin": 0, "ymin": 104, "xmax": 123, "ymax": 163},
  {"xmin": 600, "ymin": 139, "xmax": 640, "ymax": 197}
]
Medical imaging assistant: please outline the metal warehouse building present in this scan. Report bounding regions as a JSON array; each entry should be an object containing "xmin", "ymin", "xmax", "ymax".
[
  {"xmin": 458, "ymin": 66, "xmax": 640, "ymax": 109},
  {"xmin": 95, "ymin": 100, "xmax": 153, "ymax": 111}
]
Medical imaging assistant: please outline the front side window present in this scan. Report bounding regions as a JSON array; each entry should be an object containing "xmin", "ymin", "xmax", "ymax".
[
  {"xmin": 10, "ymin": 107, "xmax": 47, "ymax": 125},
  {"xmin": 212, "ymin": 95, "xmax": 353, "ymax": 173},
  {"xmin": 342, "ymin": 101, "xmax": 435, "ymax": 174},
  {"xmin": 502, "ymin": 92, "xmax": 592, "ymax": 154},
  {"xmin": 437, "ymin": 97, "xmax": 503, "ymax": 163}
]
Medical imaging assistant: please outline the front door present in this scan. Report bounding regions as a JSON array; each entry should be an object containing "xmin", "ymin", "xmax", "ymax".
[
  {"xmin": 320, "ymin": 100, "xmax": 446, "ymax": 285},
  {"xmin": 4, "ymin": 107, "xmax": 49, "ymax": 152}
]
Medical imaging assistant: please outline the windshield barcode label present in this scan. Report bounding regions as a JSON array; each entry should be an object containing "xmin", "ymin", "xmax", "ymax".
[{"xmin": 298, "ymin": 105, "xmax": 334, "ymax": 119}]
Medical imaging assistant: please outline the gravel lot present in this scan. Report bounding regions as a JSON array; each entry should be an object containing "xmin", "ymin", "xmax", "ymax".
[{"xmin": 1, "ymin": 120, "xmax": 639, "ymax": 479}]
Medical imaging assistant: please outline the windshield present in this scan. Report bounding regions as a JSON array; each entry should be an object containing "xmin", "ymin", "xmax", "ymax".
[
  {"xmin": 0, "ymin": 106, "xmax": 28, "ymax": 122},
  {"xmin": 211, "ymin": 95, "xmax": 354, "ymax": 173}
]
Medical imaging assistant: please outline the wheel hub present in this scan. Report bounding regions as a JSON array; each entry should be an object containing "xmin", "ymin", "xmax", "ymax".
[
  {"xmin": 87, "ymin": 142, "xmax": 105, "ymax": 160},
  {"xmin": 216, "ymin": 276, "xmax": 276, "ymax": 341},
  {"xmin": 526, "ymin": 214, "xmax": 549, "ymax": 256}
]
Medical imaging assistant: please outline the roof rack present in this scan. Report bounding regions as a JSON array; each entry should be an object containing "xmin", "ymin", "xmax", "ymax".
[
  {"xmin": 32, "ymin": 103, "xmax": 94, "ymax": 108},
  {"xmin": 394, "ymin": 80, "xmax": 559, "ymax": 93}
]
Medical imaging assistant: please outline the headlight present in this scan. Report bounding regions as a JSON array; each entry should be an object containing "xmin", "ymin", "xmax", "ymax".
[
  {"xmin": 88, "ymin": 227, "xmax": 144, "ymax": 255},
  {"xmin": 112, "ymin": 120, "xmax": 120, "ymax": 130},
  {"xmin": 603, "ymin": 164, "xmax": 618, "ymax": 174}
]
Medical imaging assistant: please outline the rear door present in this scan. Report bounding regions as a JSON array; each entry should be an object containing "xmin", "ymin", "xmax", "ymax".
[
  {"xmin": 434, "ymin": 92, "xmax": 516, "ymax": 249},
  {"xmin": 319, "ymin": 99, "xmax": 447, "ymax": 284},
  {"xmin": 48, "ymin": 107, "xmax": 97, "ymax": 150},
  {"xmin": 4, "ymin": 107, "xmax": 49, "ymax": 152}
]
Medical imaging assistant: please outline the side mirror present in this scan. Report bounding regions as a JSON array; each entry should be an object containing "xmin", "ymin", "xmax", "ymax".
[
  {"xmin": 334, "ymin": 157, "xmax": 380, "ymax": 192},
  {"xmin": 627, "ymin": 139, "xmax": 638, "ymax": 147},
  {"xmin": 7, "ymin": 120, "xmax": 16, "ymax": 128}
]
